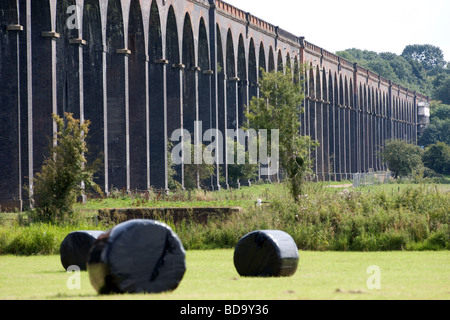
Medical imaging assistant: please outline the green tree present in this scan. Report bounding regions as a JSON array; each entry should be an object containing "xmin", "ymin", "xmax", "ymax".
[
  {"xmin": 226, "ymin": 138, "xmax": 258, "ymax": 186},
  {"xmin": 422, "ymin": 142, "xmax": 450, "ymax": 175},
  {"xmin": 168, "ymin": 139, "xmax": 215, "ymax": 191},
  {"xmin": 246, "ymin": 67, "xmax": 316, "ymax": 201},
  {"xmin": 433, "ymin": 74, "xmax": 450, "ymax": 104},
  {"xmin": 401, "ymin": 44, "xmax": 446, "ymax": 71},
  {"xmin": 419, "ymin": 102, "xmax": 450, "ymax": 146},
  {"xmin": 31, "ymin": 113, "xmax": 102, "ymax": 223},
  {"xmin": 183, "ymin": 142, "xmax": 216, "ymax": 190},
  {"xmin": 380, "ymin": 139, "xmax": 424, "ymax": 179}
]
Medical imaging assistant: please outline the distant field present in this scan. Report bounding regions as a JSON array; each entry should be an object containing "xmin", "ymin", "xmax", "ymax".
[{"xmin": 0, "ymin": 250, "xmax": 448, "ymax": 300}]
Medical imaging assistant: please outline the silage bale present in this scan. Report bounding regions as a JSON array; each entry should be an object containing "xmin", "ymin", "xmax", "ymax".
[
  {"xmin": 234, "ymin": 230, "xmax": 299, "ymax": 277},
  {"xmin": 60, "ymin": 231, "xmax": 105, "ymax": 271},
  {"xmin": 87, "ymin": 219, "xmax": 186, "ymax": 294}
]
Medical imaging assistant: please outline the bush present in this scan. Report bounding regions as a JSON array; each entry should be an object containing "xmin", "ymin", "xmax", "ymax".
[
  {"xmin": 30, "ymin": 113, "xmax": 102, "ymax": 224},
  {"xmin": 380, "ymin": 139, "xmax": 424, "ymax": 179},
  {"xmin": 422, "ymin": 142, "xmax": 450, "ymax": 175}
]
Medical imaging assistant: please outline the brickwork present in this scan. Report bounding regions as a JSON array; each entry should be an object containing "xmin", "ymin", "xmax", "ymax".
[{"xmin": 0, "ymin": 0, "xmax": 429, "ymax": 210}]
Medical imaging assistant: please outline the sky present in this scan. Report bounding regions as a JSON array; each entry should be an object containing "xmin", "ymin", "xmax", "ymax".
[{"xmin": 223, "ymin": 0, "xmax": 450, "ymax": 63}]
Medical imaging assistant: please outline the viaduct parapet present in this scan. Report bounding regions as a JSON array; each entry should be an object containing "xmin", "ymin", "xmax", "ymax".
[{"xmin": 0, "ymin": 0, "xmax": 430, "ymax": 211}]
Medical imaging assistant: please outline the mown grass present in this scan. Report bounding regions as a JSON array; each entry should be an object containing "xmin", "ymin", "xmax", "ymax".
[{"xmin": 0, "ymin": 250, "xmax": 448, "ymax": 300}]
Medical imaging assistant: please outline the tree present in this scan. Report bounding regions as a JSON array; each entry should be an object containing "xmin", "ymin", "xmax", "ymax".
[
  {"xmin": 31, "ymin": 113, "xmax": 102, "ymax": 223},
  {"xmin": 226, "ymin": 138, "xmax": 258, "ymax": 186},
  {"xmin": 422, "ymin": 142, "xmax": 450, "ymax": 175},
  {"xmin": 380, "ymin": 139, "xmax": 424, "ymax": 179},
  {"xmin": 418, "ymin": 102, "xmax": 450, "ymax": 146},
  {"xmin": 246, "ymin": 67, "xmax": 316, "ymax": 201},
  {"xmin": 336, "ymin": 48, "xmax": 430, "ymax": 96},
  {"xmin": 401, "ymin": 44, "xmax": 446, "ymax": 71},
  {"xmin": 168, "ymin": 139, "xmax": 215, "ymax": 191},
  {"xmin": 183, "ymin": 142, "xmax": 216, "ymax": 190},
  {"xmin": 433, "ymin": 74, "xmax": 450, "ymax": 105}
]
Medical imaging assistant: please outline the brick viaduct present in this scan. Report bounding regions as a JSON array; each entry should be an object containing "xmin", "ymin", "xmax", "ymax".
[{"xmin": 0, "ymin": 0, "xmax": 430, "ymax": 210}]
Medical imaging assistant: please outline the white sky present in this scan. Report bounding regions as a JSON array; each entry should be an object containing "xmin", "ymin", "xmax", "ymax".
[{"xmin": 224, "ymin": 0, "xmax": 450, "ymax": 63}]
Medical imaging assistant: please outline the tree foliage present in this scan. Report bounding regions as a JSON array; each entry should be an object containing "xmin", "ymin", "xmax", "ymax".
[
  {"xmin": 183, "ymin": 142, "xmax": 216, "ymax": 191},
  {"xmin": 380, "ymin": 139, "xmax": 424, "ymax": 179},
  {"xmin": 167, "ymin": 140, "xmax": 216, "ymax": 191},
  {"xmin": 246, "ymin": 67, "xmax": 316, "ymax": 201},
  {"xmin": 226, "ymin": 138, "xmax": 258, "ymax": 186},
  {"xmin": 433, "ymin": 74, "xmax": 450, "ymax": 105},
  {"xmin": 336, "ymin": 45, "xmax": 449, "ymax": 99},
  {"xmin": 418, "ymin": 102, "xmax": 450, "ymax": 147},
  {"xmin": 31, "ymin": 113, "xmax": 102, "ymax": 223},
  {"xmin": 401, "ymin": 44, "xmax": 446, "ymax": 71},
  {"xmin": 422, "ymin": 142, "xmax": 450, "ymax": 175}
]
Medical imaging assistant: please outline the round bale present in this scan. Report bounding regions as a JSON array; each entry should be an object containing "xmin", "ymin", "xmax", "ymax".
[
  {"xmin": 60, "ymin": 230, "xmax": 105, "ymax": 271},
  {"xmin": 87, "ymin": 219, "xmax": 186, "ymax": 294},
  {"xmin": 234, "ymin": 230, "xmax": 299, "ymax": 277}
]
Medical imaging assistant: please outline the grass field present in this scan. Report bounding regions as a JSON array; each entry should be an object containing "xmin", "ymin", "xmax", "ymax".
[
  {"xmin": 1, "ymin": 180, "xmax": 448, "ymax": 301},
  {"xmin": 0, "ymin": 250, "xmax": 448, "ymax": 300}
]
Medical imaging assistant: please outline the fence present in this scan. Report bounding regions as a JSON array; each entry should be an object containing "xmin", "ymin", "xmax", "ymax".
[{"xmin": 352, "ymin": 171, "xmax": 392, "ymax": 188}]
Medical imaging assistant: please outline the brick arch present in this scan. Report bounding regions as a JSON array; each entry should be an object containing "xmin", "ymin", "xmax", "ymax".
[
  {"xmin": 258, "ymin": 41, "xmax": 266, "ymax": 76},
  {"xmin": 56, "ymin": 0, "xmax": 79, "ymax": 118},
  {"xmin": 268, "ymin": 46, "xmax": 275, "ymax": 72},
  {"xmin": 322, "ymin": 67, "xmax": 329, "ymax": 179},
  {"xmin": 328, "ymin": 71, "xmax": 335, "ymax": 177},
  {"xmin": 349, "ymin": 77, "xmax": 357, "ymax": 173},
  {"xmin": 334, "ymin": 72, "xmax": 342, "ymax": 178},
  {"xmin": 0, "ymin": 0, "xmax": 433, "ymax": 209},
  {"xmin": 277, "ymin": 49, "xmax": 283, "ymax": 73},
  {"xmin": 226, "ymin": 28, "xmax": 237, "ymax": 131},
  {"xmin": 0, "ymin": 0, "xmax": 22, "ymax": 208},
  {"xmin": 198, "ymin": 17, "xmax": 212, "ymax": 137},
  {"xmin": 129, "ymin": 0, "xmax": 148, "ymax": 191},
  {"xmin": 148, "ymin": 0, "xmax": 166, "ymax": 189},
  {"xmin": 166, "ymin": 4, "xmax": 181, "ymax": 136},
  {"xmin": 106, "ymin": 0, "xmax": 129, "ymax": 191},
  {"xmin": 31, "ymin": 0, "xmax": 55, "ymax": 177},
  {"xmin": 216, "ymin": 23, "xmax": 227, "ymax": 185},
  {"xmin": 315, "ymin": 65, "xmax": 323, "ymax": 180},
  {"xmin": 285, "ymin": 52, "xmax": 291, "ymax": 72},
  {"xmin": 343, "ymin": 75, "xmax": 349, "ymax": 177},
  {"xmin": 293, "ymin": 55, "xmax": 300, "ymax": 84},
  {"xmin": 182, "ymin": 12, "xmax": 197, "ymax": 139},
  {"xmin": 237, "ymin": 33, "xmax": 247, "ymax": 128},
  {"xmin": 82, "ymin": 0, "xmax": 106, "ymax": 190},
  {"xmin": 248, "ymin": 38, "xmax": 258, "ymax": 102}
]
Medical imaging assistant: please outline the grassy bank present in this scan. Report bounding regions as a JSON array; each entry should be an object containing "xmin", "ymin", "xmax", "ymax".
[
  {"xmin": 0, "ymin": 182, "xmax": 449, "ymax": 254},
  {"xmin": 175, "ymin": 183, "xmax": 449, "ymax": 251}
]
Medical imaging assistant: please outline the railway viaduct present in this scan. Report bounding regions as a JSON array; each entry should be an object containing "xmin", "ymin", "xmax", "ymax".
[{"xmin": 0, "ymin": 0, "xmax": 430, "ymax": 210}]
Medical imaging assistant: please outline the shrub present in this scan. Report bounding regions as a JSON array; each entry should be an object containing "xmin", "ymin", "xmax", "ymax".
[
  {"xmin": 422, "ymin": 142, "xmax": 450, "ymax": 175},
  {"xmin": 30, "ymin": 113, "xmax": 102, "ymax": 224},
  {"xmin": 380, "ymin": 139, "xmax": 424, "ymax": 179}
]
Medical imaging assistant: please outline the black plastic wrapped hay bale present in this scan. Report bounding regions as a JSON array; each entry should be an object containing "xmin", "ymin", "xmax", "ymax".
[
  {"xmin": 60, "ymin": 231, "xmax": 105, "ymax": 271},
  {"xmin": 234, "ymin": 230, "xmax": 299, "ymax": 277},
  {"xmin": 87, "ymin": 219, "xmax": 186, "ymax": 294}
]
